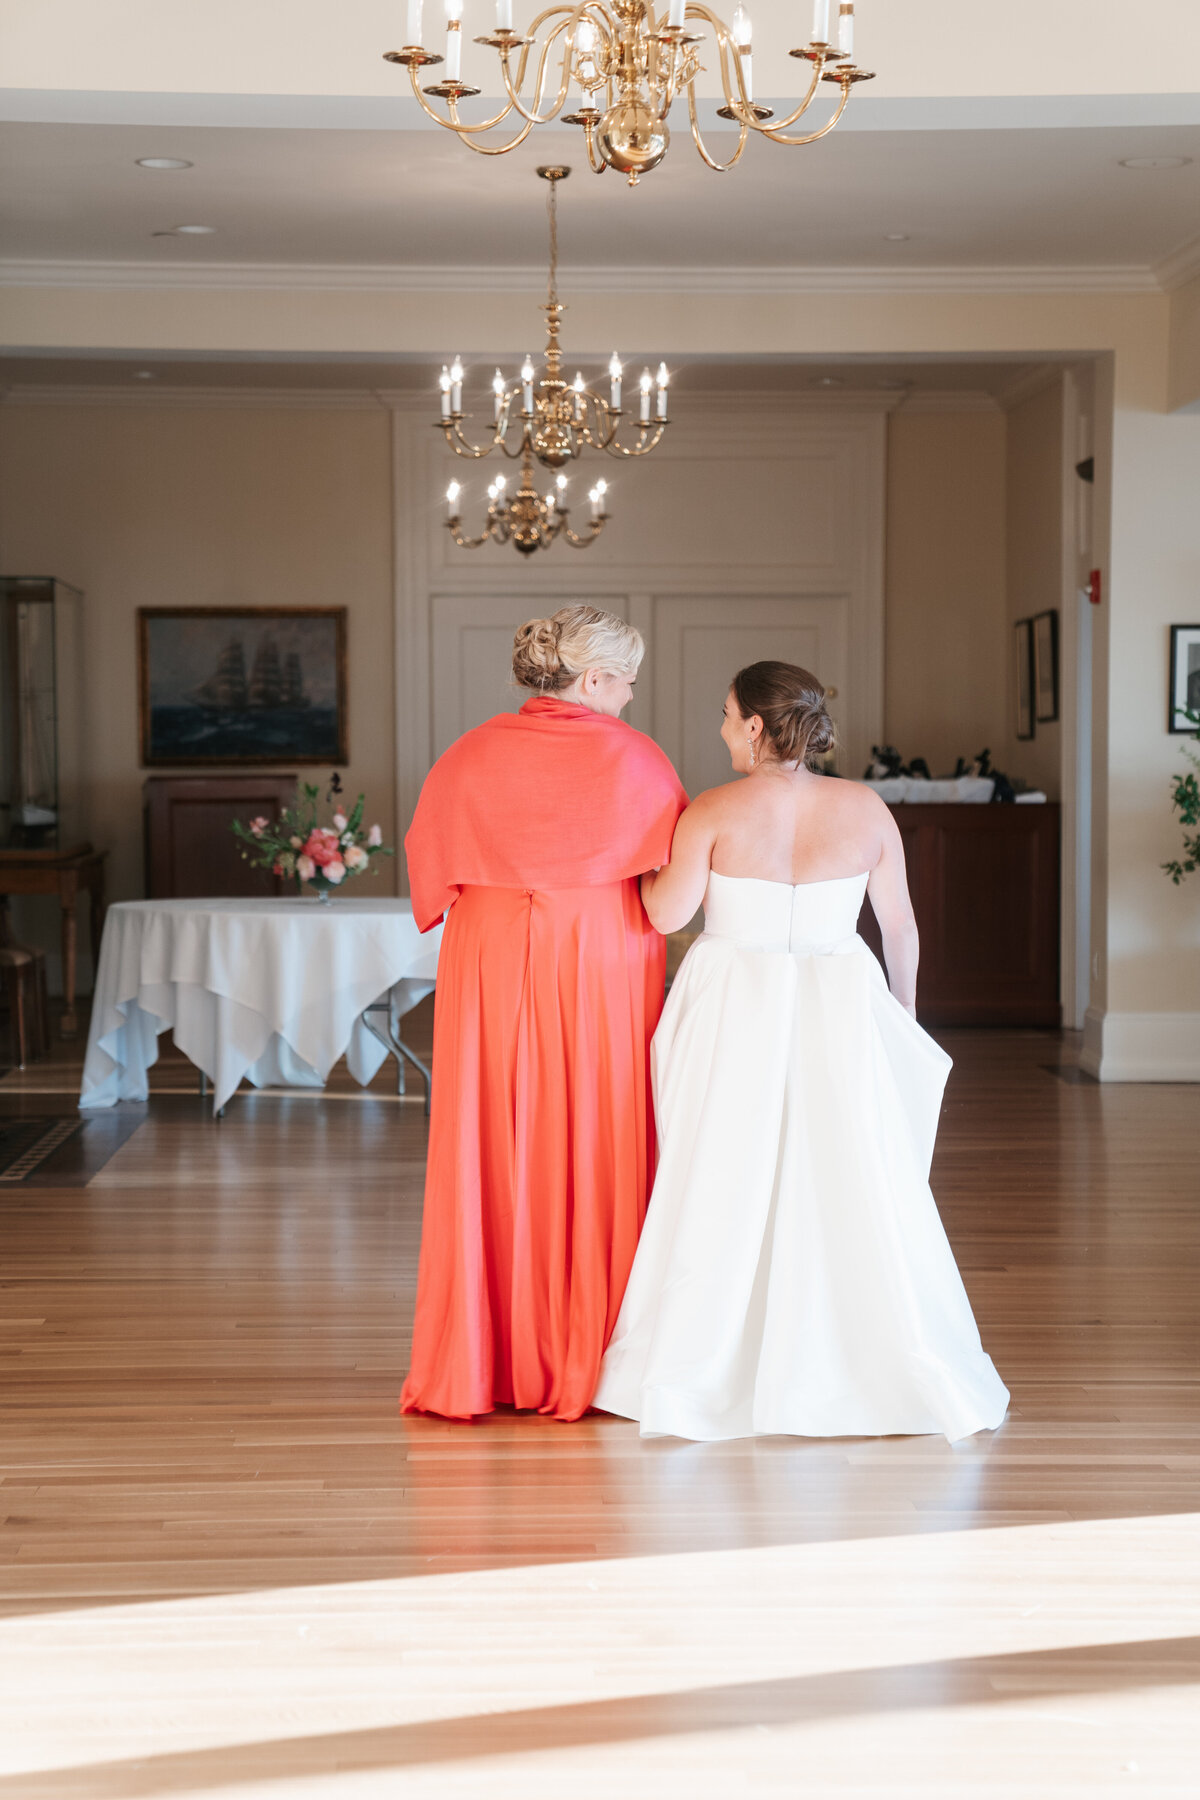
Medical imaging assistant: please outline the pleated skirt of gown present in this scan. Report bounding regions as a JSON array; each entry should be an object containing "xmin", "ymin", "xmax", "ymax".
[
  {"xmin": 400, "ymin": 880, "xmax": 663, "ymax": 1422},
  {"xmin": 594, "ymin": 872, "xmax": 1010, "ymax": 1443}
]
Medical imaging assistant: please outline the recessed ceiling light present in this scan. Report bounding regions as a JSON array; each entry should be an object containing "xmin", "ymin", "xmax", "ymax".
[
  {"xmin": 884, "ymin": 232, "xmax": 910, "ymax": 242},
  {"xmin": 1119, "ymin": 155, "xmax": 1191, "ymax": 170},
  {"xmin": 136, "ymin": 157, "xmax": 193, "ymax": 170},
  {"xmin": 152, "ymin": 224, "xmax": 216, "ymax": 236},
  {"xmin": 812, "ymin": 375, "xmax": 845, "ymax": 388},
  {"xmin": 133, "ymin": 370, "xmax": 156, "ymax": 380}
]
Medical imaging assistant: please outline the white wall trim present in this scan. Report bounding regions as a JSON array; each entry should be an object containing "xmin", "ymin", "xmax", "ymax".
[
  {"xmin": 1155, "ymin": 232, "xmax": 1200, "ymax": 292},
  {"xmin": 0, "ymin": 257, "xmax": 1164, "ymax": 296},
  {"xmin": 895, "ymin": 390, "xmax": 1002, "ymax": 414},
  {"xmin": 1081, "ymin": 1008, "xmax": 1200, "ymax": 1082},
  {"xmin": 0, "ymin": 383, "xmax": 393, "ymax": 410}
]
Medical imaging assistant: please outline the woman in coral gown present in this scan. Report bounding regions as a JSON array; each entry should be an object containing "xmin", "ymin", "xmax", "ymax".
[
  {"xmin": 594, "ymin": 660, "xmax": 1009, "ymax": 1443},
  {"xmin": 401, "ymin": 606, "xmax": 688, "ymax": 1422}
]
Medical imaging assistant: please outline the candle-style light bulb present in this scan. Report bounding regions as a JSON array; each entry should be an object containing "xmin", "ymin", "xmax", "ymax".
[
  {"xmin": 588, "ymin": 485, "xmax": 600, "ymax": 518},
  {"xmin": 609, "ymin": 352, "xmax": 623, "ymax": 410},
  {"xmin": 732, "ymin": 4, "xmax": 752, "ymax": 99},
  {"xmin": 492, "ymin": 367, "xmax": 505, "ymax": 419},
  {"xmin": 655, "ymin": 361, "xmax": 669, "ymax": 420},
  {"xmin": 812, "ymin": 0, "xmax": 831, "ymax": 44},
  {"xmin": 444, "ymin": 0, "xmax": 463, "ymax": 81},
  {"xmin": 837, "ymin": 1, "xmax": 854, "ymax": 56},
  {"xmin": 521, "ymin": 356, "xmax": 535, "ymax": 412},
  {"xmin": 406, "ymin": 0, "xmax": 424, "ymax": 48},
  {"xmin": 572, "ymin": 371, "xmax": 585, "ymax": 422},
  {"xmin": 667, "ymin": 0, "xmax": 687, "ymax": 27},
  {"xmin": 495, "ymin": 475, "xmax": 507, "ymax": 493},
  {"xmin": 439, "ymin": 365, "xmax": 451, "ymax": 419},
  {"xmin": 639, "ymin": 367, "xmax": 652, "ymax": 425},
  {"xmin": 449, "ymin": 356, "xmax": 463, "ymax": 413},
  {"xmin": 446, "ymin": 479, "xmax": 461, "ymax": 515},
  {"xmin": 496, "ymin": 0, "xmax": 514, "ymax": 31}
]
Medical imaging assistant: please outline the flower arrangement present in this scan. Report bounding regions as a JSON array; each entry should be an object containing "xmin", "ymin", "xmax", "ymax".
[
  {"xmin": 233, "ymin": 773, "xmax": 392, "ymax": 900},
  {"xmin": 1163, "ymin": 708, "xmax": 1200, "ymax": 887}
]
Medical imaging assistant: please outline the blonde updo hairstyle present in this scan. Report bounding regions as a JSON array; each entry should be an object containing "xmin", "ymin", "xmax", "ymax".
[
  {"xmin": 731, "ymin": 660, "xmax": 837, "ymax": 768},
  {"xmin": 512, "ymin": 604, "xmax": 645, "ymax": 693}
]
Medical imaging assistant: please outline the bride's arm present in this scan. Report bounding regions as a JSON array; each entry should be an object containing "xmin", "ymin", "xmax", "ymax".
[
  {"xmin": 640, "ymin": 795, "xmax": 718, "ymax": 934},
  {"xmin": 865, "ymin": 808, "xmax": 919, "ymax": 1017}
]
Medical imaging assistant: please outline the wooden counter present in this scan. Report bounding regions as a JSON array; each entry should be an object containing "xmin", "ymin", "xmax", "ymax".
[{"xmin": 858, "ymin": 802, "xmax": 1061, "ymax": 1028}]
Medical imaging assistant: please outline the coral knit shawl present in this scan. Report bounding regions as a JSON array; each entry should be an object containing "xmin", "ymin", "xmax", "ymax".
[{"xmin": 406, "ymin": 695, "xmax": 687, "ymax": 929}]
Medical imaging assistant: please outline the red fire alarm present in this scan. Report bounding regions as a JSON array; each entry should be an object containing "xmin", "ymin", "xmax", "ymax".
[{"xmin": 1088, "ymin": 568, "xmax": 1102, "ymax": 606}]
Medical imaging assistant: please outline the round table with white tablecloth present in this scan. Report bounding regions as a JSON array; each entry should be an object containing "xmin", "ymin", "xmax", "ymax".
[{"xmin": 79, "ymin": 896, "xmax": 443, "ymax": 1113}]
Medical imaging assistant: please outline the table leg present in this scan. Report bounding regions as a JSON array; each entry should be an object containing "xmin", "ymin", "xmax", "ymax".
[{"xmin": 60, "ymin": 898, "xmax": 79, "ymax": 1039}]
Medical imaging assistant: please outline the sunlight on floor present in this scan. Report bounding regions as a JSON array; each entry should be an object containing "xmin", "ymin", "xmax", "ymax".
[{"xmin": 2, "ymin": 1512, "xmax": 1197, "ymax": 1796}]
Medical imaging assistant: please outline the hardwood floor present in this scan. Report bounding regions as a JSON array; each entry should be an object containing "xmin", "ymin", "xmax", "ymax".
[{"xmin": 1, "ymin": 1020, "xmax": 1198, "ymax": 1797}]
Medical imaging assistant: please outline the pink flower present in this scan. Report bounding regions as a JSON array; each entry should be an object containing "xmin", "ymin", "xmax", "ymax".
[
  {"xmin": 367, "ymin": 824, "xmax": 382, "ymax": 847},
  {"xmin": 344, "ymin": 845, "xmax": 368, "ymax": 871},
  {"xmin": 332, "ymin": 811, "xmax": 348, "ymax": 832},
  {"xmin": 301, "ymin": 829, "xmax": 342, "ymax": 869},
  {"xmin": 249, "ymin": 816, "xmax": 269, "ymax": 837},
  {"xmin": 324, "ymin": 858, "xmax": 346, "ymax": 884},
  {"xmin": 296, "ymin": 853, "xmax": 316, "ymax": 881},
  {"xmin": 289, "ymin": 835, "xmax": 303, "ymax": 849}
]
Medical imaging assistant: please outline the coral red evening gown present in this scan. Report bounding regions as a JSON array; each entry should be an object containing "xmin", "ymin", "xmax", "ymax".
[{"xmin": 400, "ymin": 696, "xmax": 687, "ymax": 1422}]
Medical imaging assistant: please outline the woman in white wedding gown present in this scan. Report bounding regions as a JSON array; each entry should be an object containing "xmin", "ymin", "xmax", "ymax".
[{"xmin": 594, "ymin": 660, "xmax": 1009, "ymax": 1444}]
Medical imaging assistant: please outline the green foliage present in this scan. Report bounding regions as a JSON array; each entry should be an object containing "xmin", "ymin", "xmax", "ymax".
[{"xmin": 1163, "ymin": 708, "xmax": 1200, "ymax": 886}]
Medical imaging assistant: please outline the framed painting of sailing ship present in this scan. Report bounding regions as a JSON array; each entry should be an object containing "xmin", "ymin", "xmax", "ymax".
[{"xmin": 138, "ymin": 607, "xmax": 348, "ymax": 767}]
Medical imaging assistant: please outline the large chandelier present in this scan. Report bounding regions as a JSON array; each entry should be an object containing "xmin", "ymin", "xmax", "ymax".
[
  {"xmin": 438, "ymin": 164, "xmax": 669, "ymax": 553},
  {"xmin": 385, "ymin": 1, "xmax": 872, "ymax": 186}
]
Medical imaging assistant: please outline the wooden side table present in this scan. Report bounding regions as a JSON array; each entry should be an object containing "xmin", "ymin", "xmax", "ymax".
[{"xmin": 0, "ymin": 845, "xmax": 107, "ymax": 1039}]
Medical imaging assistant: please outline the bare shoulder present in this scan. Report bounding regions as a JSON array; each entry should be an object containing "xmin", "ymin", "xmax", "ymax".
[{"xmin": 685, "ymin": 780, "xmax": 746, "ymax": 818}]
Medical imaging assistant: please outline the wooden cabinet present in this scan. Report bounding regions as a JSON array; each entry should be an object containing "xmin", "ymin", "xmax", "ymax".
[
  {"xmin": 143, "ymin": 774, "xmax": 298, "ymax": 899},
  {"xmin": 858, "ymin": 803, "xmax": 1061, "ymax": 1028}
]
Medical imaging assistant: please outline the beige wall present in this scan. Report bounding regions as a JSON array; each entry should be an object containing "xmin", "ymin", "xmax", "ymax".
[
  {"xmin": 0, "ymin": 402, "xmax": 396, "ymax": 974},
  {"xmin": 1004, "ymin": 379, "xmax": 1065, "ymax": 799},
  {"xmin": 1168, "ymin": 270, "xmax": 1200, "ymax": 414},
  {"xmin": 884, "ymin": 407, "xmax": 1007, "ymax": 778}
]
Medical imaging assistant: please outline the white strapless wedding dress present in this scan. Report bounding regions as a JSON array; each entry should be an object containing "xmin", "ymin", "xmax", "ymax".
[{"xmin": 594, "ymin": 871, "xmax": 1009, "ymax": 1443}]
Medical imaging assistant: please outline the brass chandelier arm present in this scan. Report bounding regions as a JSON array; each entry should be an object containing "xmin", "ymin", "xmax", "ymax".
[
  {"xmin": 445, "ymin": 100, "xmax": 539, "ymax": 154},
  {"xmin": 444, "ymin": 422, "xmax": 498, "ymax": 458},
  {"xmin": 497, "ymin": 21, "xmax": 574, "ymax": 127},
  {"xmin": 447, "ymin": 514, "xmax": 510, "ymax": 549},
  {"xmin": 601, "ymin": 421, "xmax": 667, "ymax": 458},
  {"xmin": 406, "ymin": 61, "xmax": 522, "ymax": 136},
  {"xmin": 559, "ymin": 515, "xmax": 608, "ymax": 547},
  {"xmin": 759, "ymin": 73, "xmax": 852, "ymax": 145},
  {"xmin": 686, "ymin": 77, "xmax": 749, "ymax": 172},
  {"xmin": 748, "ymin": 49, "xmax": 825, "ymax": 134}
]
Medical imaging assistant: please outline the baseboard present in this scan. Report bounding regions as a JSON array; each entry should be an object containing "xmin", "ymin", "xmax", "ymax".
[{"xmin": 1081, "ymin": 1008, "xmax": 1200, "ymax": 1082}]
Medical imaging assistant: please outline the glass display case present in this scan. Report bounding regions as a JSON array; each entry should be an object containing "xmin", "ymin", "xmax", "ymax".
[{"xmin": 0, "ymin": 578, "xmax": 86, "ymax": 851}]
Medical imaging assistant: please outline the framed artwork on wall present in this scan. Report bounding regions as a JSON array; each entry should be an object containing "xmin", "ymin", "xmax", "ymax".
[
  {"xmin": 1168, "ymin": 624, "xmax": 1200, "ymax": 733},
  {"xmin": 1014, "ymin": 617, "xmax": 1035, "ymax": 740},
  {"xmin": 138, "ymin": 607, "xmax": 348, "ymax": 767},
  {"xmin": 1032, "ymin": 609, "xmax": 1059, "ymax": 724}
]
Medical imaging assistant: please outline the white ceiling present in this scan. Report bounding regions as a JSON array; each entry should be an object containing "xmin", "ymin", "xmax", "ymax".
[{"xmin": 3, "ymin": 119, "xmax": 1199, "ymax": 278}]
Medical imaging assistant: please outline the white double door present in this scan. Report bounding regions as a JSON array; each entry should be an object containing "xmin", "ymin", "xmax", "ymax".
[{"xmin": 429, "ymin": 591, "xmax": 853, "ymax": 800}]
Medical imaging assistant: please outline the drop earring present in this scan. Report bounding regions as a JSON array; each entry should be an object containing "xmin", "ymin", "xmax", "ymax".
[{"xmin": 748, "ymin": 738, "xmax": 756, "ymax": 769}]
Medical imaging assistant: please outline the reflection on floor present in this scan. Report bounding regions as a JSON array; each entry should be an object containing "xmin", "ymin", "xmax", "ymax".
[{"xmin": 1, "ymin": 1025, "xmax": 1197, "ymax": 1795}]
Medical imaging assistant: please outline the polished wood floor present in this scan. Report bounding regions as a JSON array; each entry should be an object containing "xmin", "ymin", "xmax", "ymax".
[{"xmin": 1, "ymin": 1016, "xmax": 1198, "ymax": 1797}]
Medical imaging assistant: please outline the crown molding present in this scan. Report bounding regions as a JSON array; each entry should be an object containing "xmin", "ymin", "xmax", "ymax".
[
  {"xmin": 0, "ymin": 257, "xmax": 1164, "ymax": 296},
  {"xmin": 0, "ymin": 382, "xmax": 909, "ymax": 413},
  {"xmin": 894, "ymin": 389, "xmax": 1002, "ymax": 414},
  {"xmin": 0, "ymin": 383, "xmax": 393, "ymax": 409},
  {"xmin": 1155, "ymin": 233, "xmax": 1200, "ymax": 292}
]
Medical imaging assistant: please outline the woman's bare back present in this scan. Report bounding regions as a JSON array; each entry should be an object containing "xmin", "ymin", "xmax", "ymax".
[{"xmin": 708, "ymin": 767, "xmax": 890, "ymax": 886}]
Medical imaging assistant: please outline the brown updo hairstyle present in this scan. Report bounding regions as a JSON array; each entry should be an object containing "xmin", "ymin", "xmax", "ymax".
[
  {"xmin": 511, "ymin": 604, "xmax": 644, "ymax": 692},
  {"xmin": 730, "ymin": 660, "xmax": 836, "ymax": 768}
]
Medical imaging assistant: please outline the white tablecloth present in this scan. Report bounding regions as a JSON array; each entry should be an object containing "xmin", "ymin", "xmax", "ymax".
[{"xmin": 80, "ymin": 897, "xmax": 443, "ymax": 1112}]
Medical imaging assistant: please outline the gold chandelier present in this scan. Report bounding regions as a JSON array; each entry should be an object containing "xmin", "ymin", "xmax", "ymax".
[
  {"xmin": 385, "ymin": 1, "xmax": 872, "ymax": 186},
  {"xmin": 439, "ymin": 165, "xmax": 669, "ymax": 553}
]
